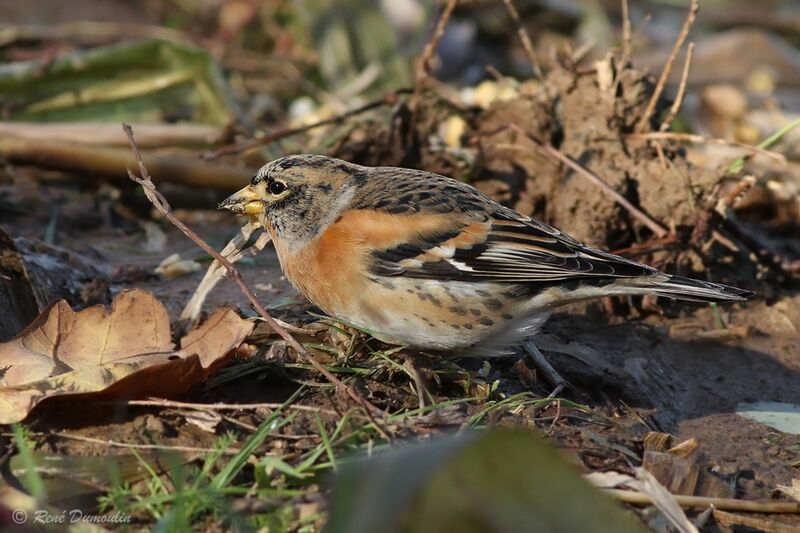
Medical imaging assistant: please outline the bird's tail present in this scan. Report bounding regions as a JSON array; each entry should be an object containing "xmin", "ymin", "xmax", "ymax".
[{"xmin": 623, "ymin": 274, "xmax": 754, "ymax": 303}]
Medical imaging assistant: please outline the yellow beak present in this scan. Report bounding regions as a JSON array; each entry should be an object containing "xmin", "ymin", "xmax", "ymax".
[{"xmin": 218, "ymin": 185, "xmax": 265, "ymax": 215}]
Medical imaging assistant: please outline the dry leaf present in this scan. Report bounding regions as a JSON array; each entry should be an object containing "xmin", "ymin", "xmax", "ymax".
[{"xmin": 0, "ymin": 289, "xmax": 253, "ymax": 423}]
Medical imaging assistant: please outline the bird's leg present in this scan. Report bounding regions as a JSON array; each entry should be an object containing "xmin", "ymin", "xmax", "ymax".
[
  {"xmin": 401, "ymin": 351, "xmax": 436, "ymax": 410},
  {"xmin": 523, "ymin": 341, "xmax": 567, "ymax": 398}
]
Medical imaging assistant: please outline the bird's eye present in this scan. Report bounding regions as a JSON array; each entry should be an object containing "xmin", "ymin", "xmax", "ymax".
[{"xmin": 268, "ymin": 181, "xmax": 287, "ymax": 195}]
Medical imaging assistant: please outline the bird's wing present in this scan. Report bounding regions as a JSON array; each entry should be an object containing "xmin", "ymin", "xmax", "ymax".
[
  {"xmin": 368, "ymin": 210, "xmax": 657, "ymax": 286},
  {"xmin": 348, "ymin": 165, "xmax": 657, "ymax": 286}
]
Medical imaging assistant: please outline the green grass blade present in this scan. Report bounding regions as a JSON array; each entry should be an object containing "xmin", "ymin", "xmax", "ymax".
[
  {"xmin": 11, "ymin": 424, "xmax": 45, "ymax": 501},
  {"xmin": 210, "ymin": 389, "xmax": 305, "ymax": 491},
  {"xmin": 729, "ymin": 116, "xmax": 800, "ymax": 172}
]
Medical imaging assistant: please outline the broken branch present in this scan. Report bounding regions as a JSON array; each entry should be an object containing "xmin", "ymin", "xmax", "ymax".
[
  {"xmin": 658, "ymin": 42, "xmax": 695, "ymax": 132},
  {"xmin": 605, "ymin": 488, "xmax": 800, "ymax": 514},
  {"xmin": 502, "ymin": 0, "xmax": 544, "ymax": 79},
  {"xmin": 0, "ymin": 134, "xmax": 251, "ymax": 190},
  {"xmin": 636, "ymin": 0, "xmax": 699, "ymax": 132},
  {"xmin": 410, "ymin": 0, "xmax": 458, "ymax": 112}
]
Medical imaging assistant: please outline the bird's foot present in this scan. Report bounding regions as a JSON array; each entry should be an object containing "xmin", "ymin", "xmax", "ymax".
[{"xmin": 402, "ymin": 352, "xmax": 436, "ymax": 410}]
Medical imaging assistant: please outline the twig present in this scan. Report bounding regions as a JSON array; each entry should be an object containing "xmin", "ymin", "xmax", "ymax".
[
  {"xmin": 546, "ymin": 399, "xmax": 561, "ymax": 434},
  {"xmin": 604, "ymin": 488, "xmax": 800, "ymax": 514},
  {"xmin": 122, "ymin": 124, "xmax": 389, "ymax": 434},
  {"xmin": 627, "ymin": 132, "xmax": 787, "ymax": 165},
  {"xmin": 716, "ymin": 175, "xmax": 757, "ymax": 215},
  {"xmin": 410, "ymin": 0, "xmax": 458, "ymax": 112},
  {"xmin": 545, "ymin": 143, "xmax": 668, "ymax": 236},
  {"xmin": 204, "ymin": 90, "xmax": 407, "ymax": 159},
  {"xmin": 523, "ymin": 341, "xmax": 567, "ymax": 398},
  {"xmin": 658, "ymin": 42, "xmax": 694, "ymax": 132},
  {"xmin": 612, "ymin": 0, "xmax": 634, "ymax": 97},
  {"xmin": 502, "ymin": 0, "xmax": 543, "ymax": 79},
  {"xmin": 635, "ymin": 0, "xmax": 699, "ymax": 132},
  {"xmin": 719, "ymin": 216, "xmax": 800, "ymax": 275},
  {"xmin": 0, "ymin": 122, "xmax": 226, "ymax": 147},
  {"xmin": 498, "ymin": 125, "xmax": 668, "ymax": 237},
  {"xmin": 696, "ymin": 173, "xmax": 799, "ymax": 276},
  {"xmin": 620, "ymin": 0, "xmax": 632, "ymax": 60},
  {"xmin": 713, "ymin": 508, "xmax": 799, "ymax": 532},
  {"xmin": 124, "ymin": 398, "xmax": 342, "ymax": 416},
  {"xmin": 44, "ymin": 432, "xmax": 241, "ymax": 455},
  {"xmin": 0, "ymin": 134, "xmax": 251, "ymax": 190},
  {"xmin": 611, "ymin": 235, "xmax": 678, "ymax": 258}
]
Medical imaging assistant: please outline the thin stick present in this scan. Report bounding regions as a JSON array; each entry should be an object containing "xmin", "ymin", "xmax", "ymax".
[
  {"xmin": 546, "ymin": 143, "xmax": 668, "ymax": 236},
  {"xmin": 122, "ymin": 124, "xmax": 388, "ymax": 433},
  {"xmin": 204, "ymin": 90, "xmax": 407, "ymax": 159},
  {"xmin": 41, "ymin": 432, "xmax": 241, "ymax": 455},
  {"xmin": 523, "ymin": 342, "xmax": 567, "ymax": 398},
  {"xmin": 502, "ymin": 0, "xmax": 543, "ymax": 79},
  {"xmin": 410, "ymin": 0, "xmax": 458, "ymax": 111},
  {"xmin": 713, "ymin": 509, "xmax": 799, "ymax": 532},
  {"xmin": 620, "ymin": 0, "xmax": 632, "ymax": 60},
  {"xmin": 498, "ymin": 125, "xmax": 668, "ymax": 237},
  {"xmin": 124, "ymin": 398, "xmax": 341, "ymax": 416},
  {"xmin": 720, "ymin": 216, "xmax": 800, "ymax": 275},
  {"xmin": 627, "ymin": 132, "xmax": 786, "ymax": 164},
  {"xmin": 635, "ymin": 0, "xmax": 699, "ymax": 132},
  {"xmin": 659, "ymin": 42, "xmax": 694, "ymax": 132},
  {"xmin": 612, "ymin": 0, "xmax": 634, "ymax": 97},
  {"xmin": 611, "ymin": 235, "xmax": 678, "ymax": 258},
  {"xmin": 0, "ymin": 134, "xmax": 251, "ymax": 191},
  {"xmin": 604, "ymin": 488, "xmax": 800, "ymax": 514},
  {"xmin": 716, "ymin": 175, "xmax": 757, "ymax": 215}
]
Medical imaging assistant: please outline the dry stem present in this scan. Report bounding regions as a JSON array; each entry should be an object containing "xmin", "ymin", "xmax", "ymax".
[
  {"xmin": 205, "ymin": 90, "xmax": 407, "ymax": 159},
  {"xmin": 620, "ymin": 0, "xmax": 631, "ymax": 59},
  {"xmin": 502, "ymin": 0, "xmax": 543, "ymax": 79},
  {"xmin": 612, "ymin": 0, "xmax": 633, "ymax": 97},
  {"xmin": 627, "ymin": 132, "xmax": 787, "ymax": 165},
  {"xmin": 636, "ymin": 0, "xmax": 699, "ymax": 132},
  {"xmin": 604, "ymin": 488, "xmax": 800, "ymax": 514},
  {"xmin": 122, "ymin": 124, "xmax": 389, "ymax": 432},
  {"xmin": 658, "ymin": 42, "xmax": 695, "ymax": 132},
  {"xmin": 713, "ymin": 508, "xmax": 799, "ymax": 532},
  {"xmin": 0, "ymin": 134, "xmax": 250, "ymax": 190},
  {"xmin": 410, "ymin": 0, "xmax": 458, "ymax": 112},
  {"xmin": 45, "ymin": 431, "xmax": 241, "ymax": 455},
  {"xmin": 126, "ymin": 398, "xmax": 342, "ymax": 416},
  {"xmin": 544, "ymin": 143, "xmax": 668, "ymax": 236},
  {"xmin": 498, "ymin": 125, "xmax": 669, "ymax": 237}
]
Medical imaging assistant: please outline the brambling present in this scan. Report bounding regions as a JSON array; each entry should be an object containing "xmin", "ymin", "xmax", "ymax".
[{"xmin": 219, "ymin": 154, "xmax": 752, "ymax": 356}]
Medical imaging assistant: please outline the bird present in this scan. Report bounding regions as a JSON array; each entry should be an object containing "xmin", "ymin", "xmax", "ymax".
[{"xmin": 219, "ymin": 154, "xmax": 753, "ymax": 358}]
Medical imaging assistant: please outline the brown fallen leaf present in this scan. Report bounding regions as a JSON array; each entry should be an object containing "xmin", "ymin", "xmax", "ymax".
[{"xmin": 0, "ymin": 289, "xmax": 253, "ymax": 424}]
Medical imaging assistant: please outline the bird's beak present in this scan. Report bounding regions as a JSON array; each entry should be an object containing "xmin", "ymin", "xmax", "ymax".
[{"xmin": 218, "ymin": 185, "xmax": 265, "ymax": 215}]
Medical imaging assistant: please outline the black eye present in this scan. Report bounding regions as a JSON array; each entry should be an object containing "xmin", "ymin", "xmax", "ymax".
[{"xmin": 268, "ymin": 181, "xmax": 287, "ymax": 195}]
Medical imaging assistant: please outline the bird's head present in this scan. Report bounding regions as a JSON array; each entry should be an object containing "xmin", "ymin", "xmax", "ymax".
[{"xmin": 219, "ymin": 154, "xmax": 365, "ymax": 251}]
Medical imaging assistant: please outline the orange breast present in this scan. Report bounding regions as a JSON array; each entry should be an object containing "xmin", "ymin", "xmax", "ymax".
[{"xmin": 270, "ymin": 209, "xmax": 461, "ymax": 317}]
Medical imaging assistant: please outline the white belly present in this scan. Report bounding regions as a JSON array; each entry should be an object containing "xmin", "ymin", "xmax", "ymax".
[{"xmin": 334, "ymin": 279, "xmax": 550, "ymax": 356}]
